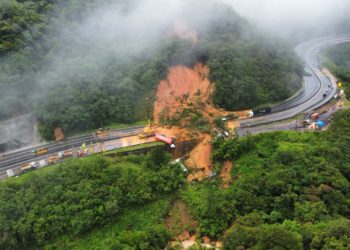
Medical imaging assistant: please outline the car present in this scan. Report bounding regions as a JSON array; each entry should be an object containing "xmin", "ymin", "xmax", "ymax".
[{"xmin": 323, "ymin": 93, "xmax": 327, "ymax": 98}]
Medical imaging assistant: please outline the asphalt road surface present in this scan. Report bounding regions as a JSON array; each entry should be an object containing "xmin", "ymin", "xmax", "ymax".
[
  {"xmin": 240, "ymin": 35, "xmax": 350, "ymax": 128},
  {"xmin": 1, "ymin": 36, "xmax": 350, "ymax": 177},
  {"xmin": 0, "ymin": 126, "xmax": 145, "ymax": 175}
]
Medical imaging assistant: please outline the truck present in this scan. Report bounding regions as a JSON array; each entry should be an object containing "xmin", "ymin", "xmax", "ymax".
[
  {"xmin": 32, "ymin": 148, "xmax": 48, "ymax": 156},
  {"xmin": 20, "ymin": 162, "xmax": 37, "ymax": 172},
  {"xmin": 310, "ymin": 113, "xmax": 320, "ymax": 120},
  {"xmin": 138, "ymin": 130, "xmax": 155, "ymax": 139},
  {"xmin": 155, "ymin": 134, "xmax": 176, "ymax": 148},
  {"xmin": 96, "ymin": 128, "xmax": 107, "ymax": 138},
  {"xmin": 63, "ymin": 149, "xmax": 73, "ymax": 158},
  {"xmin": 48, "ymin": 155, "xmax": 60, "ymax": 165},
  {"xmin": 250, "ymin": 106, "xmax": 272, "ymax": 117}
]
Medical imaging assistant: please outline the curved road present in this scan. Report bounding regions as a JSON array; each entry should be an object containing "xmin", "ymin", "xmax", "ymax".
[
  {"xmin": 240, "ymin": 35, "xmax": 350, "ymax": 128},
  {"xmin": 1, "ymin": 36, "xmax": 350, "ymax": 177}
]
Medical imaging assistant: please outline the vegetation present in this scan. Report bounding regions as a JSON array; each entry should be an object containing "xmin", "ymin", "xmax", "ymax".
[
  {"xmin": 201, "ymin": 31, "xmax": 303, "ymax": 111},
  {"xmin": 323, "ymin": 43, "xmax": 350, "ymax": 95},
  {"xmin": 1, "ymin": 0, "xmax": 302, "ymax": 140},
  {"xmin": 58, "ymin": 199, "xmax": 172, "ymax": 250},
  {"xmin": 105, "ymin": 141, "xmax": 164, "ymax": 155},
  {"xmin": 0, "ymin": 150, "xmax": 186, "ymax": 249},
  {"xmin": 182, "ymin": 109, "xmax": 350, "ymax": 249}
]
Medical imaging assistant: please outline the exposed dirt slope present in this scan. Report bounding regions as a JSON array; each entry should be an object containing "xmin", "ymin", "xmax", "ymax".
[
  {"xmin": 166, "ymin": 200, "xmax": 198, "ymax": 241},
  {"xmin": 154, "ymin": 63, "xmax": 211, "ymax": 125},
  {"xmin": 220, "ymin": 161, "xmax": 233, "ymax": 188},
  {"xmin": 153, "ymin": 21, "xmax": 247, "ymax": 182},
  {"xmin": 167, "ymin": 19, "xmax": 198, "ymax": 44}
]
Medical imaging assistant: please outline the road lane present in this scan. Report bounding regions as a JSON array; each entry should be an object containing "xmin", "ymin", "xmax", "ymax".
[{"xmin": 240, "ymin": 36, "xmax": 350, "ymax": 128}]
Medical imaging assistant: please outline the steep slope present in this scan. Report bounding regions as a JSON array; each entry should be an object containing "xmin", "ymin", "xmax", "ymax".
[{"xmin": 0, "ymin": 0, "xmax": 303, "ymax": 141}]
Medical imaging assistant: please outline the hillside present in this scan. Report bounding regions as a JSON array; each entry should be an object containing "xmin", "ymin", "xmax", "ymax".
[
  {"xmin": 0, "ymin": 0, "xmax": 302, "ymax": 140},
  {"xmin": 1, "ymin": 110, "xmax": 349, "ymax": 249},
  {"xmin": 0, "ymin": 150, "xmax": 185, "ymax": 249},
  {"xmin": 183, "ymin": 109, "xmax": 350, "ymax": 248},
  {"xmin": 322, "ymin": 43, "xmax": 350, "ymax": 99}
]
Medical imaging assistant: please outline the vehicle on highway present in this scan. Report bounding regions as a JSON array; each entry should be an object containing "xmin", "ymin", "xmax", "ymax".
[
  {"xmin": 155, "ymin": 134, "xmax": 176, "ymax": 148},
  {"xmin": 20, "ymin": 162, "xmax": 37, "ymax": 172},
  {"xmin": 138, "ymin": 131, "xmax": 155, "ymax": 139},
  {"xmin": 32, "ymin": 148, "xmax": 48, "ymax": 156},
  {"xmin": 250, "ymin": 106, "xmax": 272, "ymax": 117},
  {"xmin": 48, "ymin": 155, "xmax": 60, "ymax": 165}
]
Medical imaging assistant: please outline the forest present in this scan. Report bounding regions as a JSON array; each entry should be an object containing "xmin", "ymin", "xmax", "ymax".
[
  {"xmin": 0, "ymin": 0, "xmax": 302, "ymax": 139},
  {"xmin": 0, "ymin": 148, "xmax": 186, "ymax": 249},
  {"xmin": 182, "ymin": 109, "xmax": 350, "ymax": 249},
  {"xmin": 1, "ymin": 109, "xmax": 350, "ymax": 249},
  {"xmin": 323, "ymin": 43, "xmax": 350, "ymax": 95}
]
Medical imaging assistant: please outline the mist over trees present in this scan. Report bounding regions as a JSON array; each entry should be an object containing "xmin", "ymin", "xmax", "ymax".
[
  {"xmin": 223, "ymin": 0, "xmax": 350, "ymax": 42},
  {"xmin": 323, "ymin": 44, "xmax": 350, "ymax": 83},
  {"xmin": 1, "ymin": 0, "xmax": 302, "ymax": 139}
]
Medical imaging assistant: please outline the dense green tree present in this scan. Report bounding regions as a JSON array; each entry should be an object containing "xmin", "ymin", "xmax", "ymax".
[
  {"xmin": 183, "ymin": 110, "xmax": 350, "ymax": 248},
  {"xmin": 0, "ymin": 0, "xmax": 303, "ymax": 140},
  {"xmin": 0, "ymin": 149, "xmax": 184, "ymax": 249}
]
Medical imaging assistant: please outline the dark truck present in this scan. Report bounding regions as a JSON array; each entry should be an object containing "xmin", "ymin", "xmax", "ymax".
[{"xmin": 252, "ymin": 106, "xmax": 272, "ymax": 117}]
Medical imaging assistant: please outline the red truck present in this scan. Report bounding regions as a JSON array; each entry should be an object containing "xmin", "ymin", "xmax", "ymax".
[{"xmin": 155, "ymin": 134, "xmax": 176, "ymax": 148}]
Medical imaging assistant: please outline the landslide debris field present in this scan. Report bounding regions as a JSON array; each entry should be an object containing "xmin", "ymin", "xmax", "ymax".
[
  {"xmin": 153, "ymin": 23, "xmax": 246, "ymax": 182},
  {"xmin": 0, "ymin": 0, "xmax": 302, "ymax": 144}
]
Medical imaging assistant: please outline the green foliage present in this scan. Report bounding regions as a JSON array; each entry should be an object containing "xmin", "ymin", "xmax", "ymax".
[
  {"xmin": 202, "ymin": 35, "xmax": 303, "ymax": 110},
  {"xmin": 222, "ymin": 217, "xmax": 350, "ymax": 250},
  {"xmin": 0, "ymin": 150, "xmax": 185, "ymax": 249},
  {"xmin": 0, "ymin": 0, "xmax": 45, "ymax": 53},
  {"xmin": 111, "ymin": 225, "xmax": 171, "ymax": 250},
  {"xmin": 1, "ymin": 0, "xmax": 303, "ymax": 140},
  {"xmin": 183, "ymin": 110, "xmax": 350, "ymax": 248},
  {"xmin": 182, "ymin": 181, "xmax": 235, "ymax": 238},
  {"xmin": 323, "ymin": 43, "xmax": 350, "ymax": 96},
  {"xmin": 146, "ymin": 147, "xmax": 172, "ymax": 170},
  {"xmin": 166, "ymin": 107, "xmax": 211, "ymax": 132},
  {"xmin": 66, "ymin": 198, "xmax": 171, "ymax": 250}
]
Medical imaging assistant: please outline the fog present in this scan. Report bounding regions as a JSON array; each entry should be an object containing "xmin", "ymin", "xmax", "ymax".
[
  {"xmin": 44, "ymin": 0, "xmax": 350, "ymax": 79},
  {"xmin": 223, "ymin": 0, "xmax": 350, "ymax": 40},
  {"xmin": 4, "ymin": 0, "xmax": 350, "ymax": 107},
  {"xmin": 37, "ymin": 0, "xmax": 223, "ymax": 86},
  {"xmin": 2, "ymin": 0, "xmax": 350, "ymax": 150}
]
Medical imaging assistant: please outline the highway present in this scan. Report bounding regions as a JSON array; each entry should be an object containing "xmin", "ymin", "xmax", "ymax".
[
  {"xmin": 1, "ymin": 35, "xmax": 350, "ymax": 179},
  {"xmin": 240, "ymin": 35, "xmax": 350, "ymax": 128},
  {"xmin": 0, "ymin": 126, "xmax": 145, "ymax": 178}
]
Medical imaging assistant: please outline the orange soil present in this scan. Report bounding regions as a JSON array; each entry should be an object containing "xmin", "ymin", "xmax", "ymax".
[
  {"xmin": 227, "ymin": 120, "xmax": 241, "ymax": 130},
  {"xmin": 186, "ymin": 135, "xmax": 213, "ymax": 181},
  {"xmin": 167, "ymin": 19, "xmax": 198, "ymax": 44},
  {"xmin": 153, "ymin": 63, "xmax": 212, "ymax": 124},
  {"xmin": 203, "ymin": 236, "xmax": 211, "ymax": 244},
  {"xmin": 54, "ymin": 127, "xmax": 64, "ymax": 141},
  {"xmin": 220, "ymin": 161, "xmax": 233, "ymax": 188},
  {"xmin": 153, "ymin": 62, "xmax": 243, "ymax": 181},
  {"xmin": 166, "ymin": 201, "xmax": 198, "ymax": 241},
  {"xmin": 154, "ymin": 21, "xmax": 245, "ymax": 182}
]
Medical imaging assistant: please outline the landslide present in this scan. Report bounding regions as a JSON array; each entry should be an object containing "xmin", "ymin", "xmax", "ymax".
[
  {"xmin": 154, "ymin": 0, "xmax": 304, "ymax": 120},
  {"xmin": 0, "ymin": 0, "xmax": 303, "ymax": 141},
  {"xmin": 153, "ymin": 60, "xmax": 237, "ymax": 181},
  {"xmin": 153, "ymin": 0, "xmax": 304, "ymax": 181}
]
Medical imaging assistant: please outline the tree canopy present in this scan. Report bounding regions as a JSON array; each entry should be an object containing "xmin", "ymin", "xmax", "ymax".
[
  {"xmin": 182, "ymin": 109, "xmax": 350, "ymax": 249},
  {"xmin": 0, "ymin": 150, "xmax": 185, "ymax": 249},
  {"xmin": 0, "ymin": 0, "xmax": 302, "ymax": 139}
]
